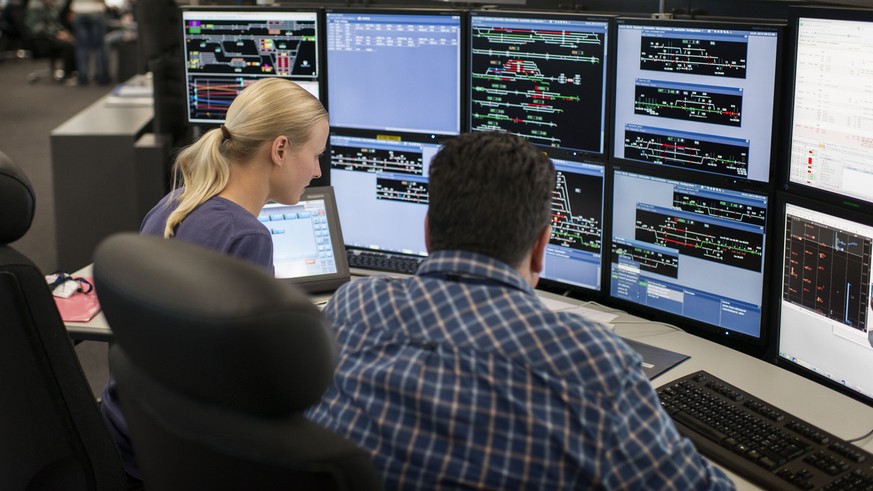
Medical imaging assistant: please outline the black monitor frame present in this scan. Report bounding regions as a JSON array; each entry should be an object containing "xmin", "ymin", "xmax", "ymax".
[
  {"xmin": 467, "ymin": 10, "xmax": 614, "ymax": 161},
  {"xmin": 536, "ymin": 150, "xmax": 609, "ymax": 299},
  {"xmin": 610, "ymin": 16, "xmax": 785, "ymax": 188},
  {"xmin": 771, "ymin": 191, "xmax": 873, "ymax": 409},
  {"xmin": 323, "ymin": 7, "xmax": 467, "ymax": 137},
  {"xmin": 780, "ymin": 5, "xmax": 873, "ymax": 214},
  {"xmin": 179, "ymin": 5, "xmax": 324, "ymax": 127},
  {"xmin": 606, "ymin": 163, "xmax": 776, "ymax": 357},
  {"xmin": 260, "ymin": 186, "xmax": 350, "ymax": 294}
]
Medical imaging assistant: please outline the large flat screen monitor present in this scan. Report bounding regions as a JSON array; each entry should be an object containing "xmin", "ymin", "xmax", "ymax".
[
  {"xmin": 612, "ymin": 18, "xmax": 783, "ymax": 184},
  {"xmin": 329, "ymin": 131, "xmax": 440, "ymax": 269},
  {"xmin": 776, "ymin": 193, "xmax": 873, "ymax": 406},
  {"xmin": 786, "ymin": 7, "xmax": 873, "ymax": 208},
  {"xmin": 181, "ymin": 7, "xmax": 321, "ymax": 125},
  {"xmin": 609, "ymin": 168, "xmax": 770, "ymax": 350},
  {"xmin": 541, "ymin": 155, "xmax": 605, "ymax": 293},
  {"xmin": 468, "ymin": 11, "xmax": 611, "ymax": 157},
  {"xmin": 325, "ymin": 9, "xmax": 463, "ymax": 136}
]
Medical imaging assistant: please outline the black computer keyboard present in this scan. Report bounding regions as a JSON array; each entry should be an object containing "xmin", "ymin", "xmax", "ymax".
[
  {"xmin": 656, "ymin": 370, "xmax": 873, "ymax": 490},
  {"xmin": 347, "ymin": 250, "xmax": 422, "ymax": 275}
]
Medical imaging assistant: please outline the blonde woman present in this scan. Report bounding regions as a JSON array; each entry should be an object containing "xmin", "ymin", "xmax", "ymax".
[
  {"xmin": 101, "ymin": 77, "xmax": 328, "ymax": 486},
  {"xmin": 141, "ymin": 77, "xmax": 328, "ymax": 271}
]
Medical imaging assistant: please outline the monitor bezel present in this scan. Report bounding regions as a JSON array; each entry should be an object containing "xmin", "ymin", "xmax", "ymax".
[
  {"xmin": 536, "ymin": 151, "xmax": 609, "ymax": 299},
  {"xmin": 262, "ymin": 186, "xmax": 351, "ymax": 294},
  {"xmin": 179, "ymin": 5, "xmax": 324, "ymax": 127},
  {"xmin": 606, "ymin": 162, "xmax": 775, "ymax": 356},
  {"xmin": 467, "ymin": 10, "xmax": 615, "ymax": 161},
  {"xmin": 323, "ymin": 6, "xmax": 468, "ymax": 137},
  {"xmin": 610, "ymin": 16, "xmax": 786, "ymax": 188},
  {"xmin": 771, "ymin": 190, "xmax": 873, "ymax": 409},
  {"xmin": 780, "ymin": 5, "xmax": 873, "ymax": 214}
]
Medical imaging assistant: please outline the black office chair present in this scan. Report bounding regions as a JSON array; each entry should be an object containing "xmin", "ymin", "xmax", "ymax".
[
  {"xmin": 0, "ymin": 0, "xmax": 66, "ymax": 82},
  {"xmin": 0, "ymin": 151, "xmax": 127, "ymax": 490},
  {"xmin": 93, "ymin": 233, "xmax": 382, "ymax": 491},
  {"xmin": 0, "ymin": 0, "xmax": 27, "ymax": 60}
]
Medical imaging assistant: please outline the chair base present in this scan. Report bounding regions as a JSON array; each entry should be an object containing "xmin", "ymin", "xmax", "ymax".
[{"xmin": 27, "ymin": 62, "xmax": 67, "ymax": 84}]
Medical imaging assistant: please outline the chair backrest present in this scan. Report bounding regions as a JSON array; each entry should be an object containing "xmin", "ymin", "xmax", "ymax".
[
  {"xmin": 93, "ymin": 233, "xmax": 382, "ymax": 491},
  {"xmin": 0, "ymin": 0, "xmax": 28, "ymax": 39},
  {"xmin": 0, "ymin": 150, "xmax": 126, "ymax": 490}
]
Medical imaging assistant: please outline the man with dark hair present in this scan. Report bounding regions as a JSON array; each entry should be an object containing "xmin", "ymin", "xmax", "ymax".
[{"xmin": 308, "ymin": 132, "xmax": 733, "ymax": 490}]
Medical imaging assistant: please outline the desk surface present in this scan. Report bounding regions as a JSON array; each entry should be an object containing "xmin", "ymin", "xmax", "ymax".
[
  {"xmin": 66, "ymin": 267, "xmax": 873, "ymax": 488},
  {"xmin": 50, "ymin": 75, "xmax": 153, "ymax": 137}
]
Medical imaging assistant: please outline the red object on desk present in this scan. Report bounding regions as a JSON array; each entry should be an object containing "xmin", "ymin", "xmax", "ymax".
[{"xmin": 54, "ymin": 276, "xmax": 101, "ymax": 322}]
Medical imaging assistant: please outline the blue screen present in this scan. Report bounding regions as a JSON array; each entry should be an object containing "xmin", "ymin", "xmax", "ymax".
[
  {"xmin": 330, "ymin": 133, "xmax": 442, "ymax": 257},
  {"xmin": 610, "ymin": 170, "xmax": 768, "ymax": 338},
  {"xmin": 613, "ymin": 20, "xmax": 781, "ymax": 183},
  {"xmin": 326, "ymin": 11, "xmax": 462, "ymax": 135}
]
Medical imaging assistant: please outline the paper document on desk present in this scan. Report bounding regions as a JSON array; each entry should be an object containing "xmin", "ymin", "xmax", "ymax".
[
  {"xmin": 105, "ymin": 95, "xmax": 152, "ymax": 107},
  {"xmin": 113, "ymin": 84, "xmax": 152, "ymax": 98},
  {"xmin": 105, "ymin": 77, "xmax": 154, "ymax": 107},
  {"xmin": 540, "ymin": 297, "xmax": 619, "ymax": 327}
]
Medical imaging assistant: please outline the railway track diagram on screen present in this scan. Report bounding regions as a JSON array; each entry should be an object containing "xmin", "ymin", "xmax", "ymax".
[
  {"xmin": 185, "ymin": 18, "xmax": 317, "ymax": 120},
  {"xmin": 186, "ymin": 19, "xmax": 317, "ymax": 77},
  {"xmin": 635, "ymin": 205, "xmax": 764, "ymax": 272},
  {"xmin": 672, "ymin": 189, "xmax": 766, "ymax": 227},
  {"xmin": 550, "ymin": 170, "xmax": 602, "ymax": 254},
  {"xmin": 470, "ymin": 22, "xmax": 606, "ymax": 153},
  {"xmin": 633, "ymin": 81, "xmax": 742, "ymax": 126},
  {"xmin": 640, "ymin": 35, "xmax": 747, "ymax": 78},
  {"xmin": 623, "ymin": 127, "xmax": 749, "ymax": 178}
]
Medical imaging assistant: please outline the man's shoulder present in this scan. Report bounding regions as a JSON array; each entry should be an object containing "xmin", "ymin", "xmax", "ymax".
[{"xmin": 332, "ymin": 273, "xmax": 406, "ymax": 305}]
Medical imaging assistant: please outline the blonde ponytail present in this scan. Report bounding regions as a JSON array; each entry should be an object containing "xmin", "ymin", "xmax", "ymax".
[{"xmin": 161, "ymin": 79, "xmax": 328, "ymax": 238}]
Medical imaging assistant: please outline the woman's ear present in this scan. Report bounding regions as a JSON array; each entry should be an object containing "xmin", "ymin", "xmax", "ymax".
[{"xmin": 271, "ymin": 135, "xmax": 291, "ymax": 166}]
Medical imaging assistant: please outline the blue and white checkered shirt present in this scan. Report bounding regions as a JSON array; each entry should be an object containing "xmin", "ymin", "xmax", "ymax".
[{"xmin": 307, "ymin": 250, "xmax": 734, "ymax": 490}]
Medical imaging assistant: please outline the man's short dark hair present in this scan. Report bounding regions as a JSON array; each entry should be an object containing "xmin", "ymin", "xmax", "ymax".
[{"xmin": 427, "ymin": 132, "xmax": 556, "ymax": 267}]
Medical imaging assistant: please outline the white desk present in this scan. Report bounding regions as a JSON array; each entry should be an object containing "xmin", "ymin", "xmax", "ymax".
[{"xmin": 64, "ymin": 274, "xmax": 873, "ymax": 489}]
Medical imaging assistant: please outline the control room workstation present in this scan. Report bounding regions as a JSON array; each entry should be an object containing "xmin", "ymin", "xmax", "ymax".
[{"xmin": 65, "ymin": 3, "xmax": 873, "ymax": 489}]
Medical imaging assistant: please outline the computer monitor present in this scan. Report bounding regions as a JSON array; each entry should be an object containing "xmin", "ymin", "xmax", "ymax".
[
  {"xmin": 775, "ymin": 193, "xmax": 873, "ymax": 407},
  {"xmin": 609, "ymin": 168, "xmax": 770, "ymax": 351},
  {"xmin": 330, "ymin": 131, "xmax": 441, "ymax": 267},
  {"xmin": 257, "ymin": 186, "xmax": 350, "ymax": 293},
  {"xmin": 612, "ymin": 18, "xmax": 783, "ymax": 184},
  {"xmin": 785, "ymin": 7, "xmax": 873, "ymax": 208},
  {"xmin": 468, "ymin": 11, "xmax": 611, "ymax": 157},
  {"xmin": 540, "ymin": 156, "xmax": 606, "ymax": 293},
  {"xmin": 325, "ymin": 8, "xmax": 463, "ymax": 136},
  {"xmin": 181, "ymin": 7, "xmax": 321, "ymax": 125}
]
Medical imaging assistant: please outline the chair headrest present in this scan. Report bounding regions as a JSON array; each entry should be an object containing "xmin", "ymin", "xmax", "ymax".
[
  {"xmin": 0, "ymin": 150, "xmax": 35, "ymax": 245},
  {"xmin": 94, "ymin": 233, "xmax": 337, "ymax": 417}
]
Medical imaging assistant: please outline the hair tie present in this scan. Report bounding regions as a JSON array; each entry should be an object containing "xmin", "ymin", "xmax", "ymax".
[{"xmin": 220, "ymin": 124, "xmax": 232, "ymax": 142}]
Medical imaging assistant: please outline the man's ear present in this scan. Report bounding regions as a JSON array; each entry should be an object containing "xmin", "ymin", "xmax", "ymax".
[
  {"xmin": 529, "ymin": 225, "xmax": 551, "ymax": 275},
  {"xmin": 424, "ymin": 213, "xmax": 432, "ymax": 253}
]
